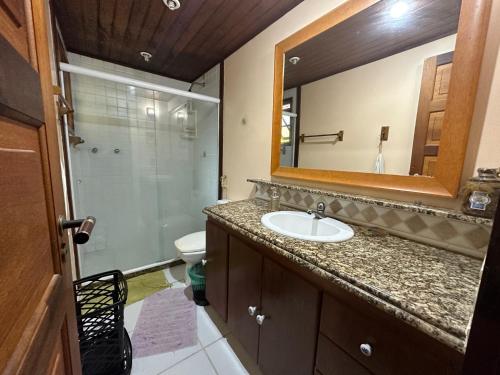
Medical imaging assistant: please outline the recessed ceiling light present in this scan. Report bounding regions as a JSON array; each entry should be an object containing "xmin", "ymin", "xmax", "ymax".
[
  {"xmin": 289, "ymin": 56, "xmax": 301, "ymax": 65},
  {"xmin": 390, "ymin": 1, "xmax": 409, "ymax": 18},
  {"xmin": 163, "ymin": 0, "xmax": 181, "ymax": 10},
  {"xmin": 140, "ymin": 51, "xmax": 152, "ymax": 62}
]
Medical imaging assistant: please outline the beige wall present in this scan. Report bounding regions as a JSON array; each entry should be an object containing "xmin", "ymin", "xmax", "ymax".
[
  {"xmin": 223, "ymin": 0, "xmax": 500, "ymax": 210},
  {"xmin": 298, "ymin": 35, "xmax": 456, "ymax": 175}
]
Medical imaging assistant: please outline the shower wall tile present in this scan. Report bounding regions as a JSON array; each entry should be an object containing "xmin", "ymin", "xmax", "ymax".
[{"xmin": 252, "ymin": 180, "xmax": 491, "ymax": 259}]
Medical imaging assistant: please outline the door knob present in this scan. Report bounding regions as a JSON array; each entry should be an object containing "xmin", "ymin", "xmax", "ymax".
[
  {"xmin": 248, "ymin": 306, "xmax": 257, "ymax": 316},
  {"xmin": 256, "ymin": 314, "xmax": 266, "ymax": 325},
  {"xmin": 59, "ymin": 216, "xmax": 96, "ymax": 244}
]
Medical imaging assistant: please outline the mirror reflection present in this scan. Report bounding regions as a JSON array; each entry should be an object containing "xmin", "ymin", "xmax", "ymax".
[{"xmin": 280, "ymin": 0, "xmax": 461, "ymax": 176}]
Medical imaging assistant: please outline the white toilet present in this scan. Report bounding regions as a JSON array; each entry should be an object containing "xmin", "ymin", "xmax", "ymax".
[{"xmin": 174, "ymin": 231, "xmax": 206, "ymax": 285}]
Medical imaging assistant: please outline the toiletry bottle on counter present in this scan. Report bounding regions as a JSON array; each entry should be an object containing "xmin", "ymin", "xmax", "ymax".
[
  {"xmin": 270, "ymin": 186, "xmax": 281, "ymax": 211},
  {"xmin": 462, "ymin": 168, "xmax": 500, "ymax": 219}
]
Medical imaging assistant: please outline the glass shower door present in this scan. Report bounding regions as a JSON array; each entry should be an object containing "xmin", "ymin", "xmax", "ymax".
[
  {"xmin": 154, "ymin": 92, "xmax": 219, "ymax": 262},
  {"xmin": 70, "ymin": 76, "xmax": 163, "ymax": 276}
]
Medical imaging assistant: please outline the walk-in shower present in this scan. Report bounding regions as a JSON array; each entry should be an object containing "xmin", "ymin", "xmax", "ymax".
[{"xmin": 60, "ymin": 61, "xmax": 220, "ymax": 277}]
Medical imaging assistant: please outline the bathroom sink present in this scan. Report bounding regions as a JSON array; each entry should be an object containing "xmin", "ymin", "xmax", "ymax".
[{"xmin": 261, "ymin": 211, "xmax": 354, "ymax": 242}]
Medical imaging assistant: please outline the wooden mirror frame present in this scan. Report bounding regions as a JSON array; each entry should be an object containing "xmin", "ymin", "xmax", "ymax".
[{"xmin": 271, "ymin": 0, "xmax": 492, "ymax": 198}]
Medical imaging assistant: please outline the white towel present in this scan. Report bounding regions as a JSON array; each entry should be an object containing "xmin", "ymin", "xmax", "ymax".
[{"xmin": 374, "ymin": 152, "xmax": 385, "ymax": 174}]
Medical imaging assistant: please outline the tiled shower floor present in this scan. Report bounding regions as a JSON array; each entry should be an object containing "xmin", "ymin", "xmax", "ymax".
[{"xmin": 125, "ymin": 264, "xmax": 261, "ymax": 375}]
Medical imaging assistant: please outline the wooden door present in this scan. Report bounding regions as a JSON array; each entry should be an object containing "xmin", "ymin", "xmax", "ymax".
[
  {"xmin": 0, "ymin": 1, "xmax": 81, "ymax": 374},
  {"xmin": 409, "ymin": 52, "xmax": 453, "ymax": 176},
  {"xmin": 258, "ymin": 258, "xmax": 321, "ymax": 375},
  {"xmin": 227, "ymin": 236, "xmax": 263, "ymax": 361},
  {"xmin": 205, "ymin": 220, "xmax": 229, "ymax": 321}
]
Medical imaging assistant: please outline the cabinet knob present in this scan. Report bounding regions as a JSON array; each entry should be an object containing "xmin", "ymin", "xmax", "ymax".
[
  {"xmin": 360, "ymin": 343, "xmax": 373, "ymax": 357},
  {"xmin": 201, "ymin": 259, "xmax": 207, "ymax": 266},
  {"xmin": 248, "ymin": 306, "xmax": 257, "ymax": 316},
  {"xmin": 256, "ymin": 314, "xmax": 266, "ymax": 325}
]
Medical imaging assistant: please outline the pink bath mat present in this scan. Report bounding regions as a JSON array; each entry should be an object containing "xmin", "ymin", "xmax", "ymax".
[{"xmin": 131, "ymin": 287, "xmax": 197, "ymax": 358}]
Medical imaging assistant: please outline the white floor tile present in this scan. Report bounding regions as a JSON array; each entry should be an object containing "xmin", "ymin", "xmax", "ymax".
[
  {"xmin": 197, "ymin": 306, "xmax": 223, "ymax": 348},
  {"xmin": 205, "ymin": 338, "xmax": 249, "ymax": 375},
  {"xmin": 164, "ymin": 264, "xmax": 186, "ymax": 284},
  {"xmin": 162, "ymin": 351, "xmax": 216, "ymax": 375},
  {"xmin": 124, "ymin": 300, "xmax": 144, "ymax": 335},
  {"xmin": 131, "ymin": 343, "xmax": 202, "ymax": 375},
  {"xmin": 170, "ymin": 281, "xmax": 187, "ymax": 289}
]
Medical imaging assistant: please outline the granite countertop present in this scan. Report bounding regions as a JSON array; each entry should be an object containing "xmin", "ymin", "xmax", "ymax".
[{"xmin": 203, "ymin": 199, "xmax": 483, "ymax": 353}]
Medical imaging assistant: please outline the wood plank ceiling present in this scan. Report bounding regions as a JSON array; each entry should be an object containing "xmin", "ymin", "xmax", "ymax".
[
  {"xmin": 52, "ymin": 0, "xmax": 304, "ymax": 82},
  {"xmin": 284, "ymin": 0, "xmax": 461, "ymax": 89}
]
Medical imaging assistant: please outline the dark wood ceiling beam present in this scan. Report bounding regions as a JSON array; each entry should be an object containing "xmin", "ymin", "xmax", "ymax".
[
  {"xmin": 118, "ymin": 0, "xmax": 153, "ymax": 62},
  {"xmin": 161, "ymin": 0, "xmax": 226, "ymax": 73},
  {"xmin": 107, "ymin": 0, "xmax": 134, "ymax": 62},
  {"xmin": 53, "ymin": 0, "xmax": 306, "ymax": 82},
  {"xmin": 198, "ymin": 0, "xmax": 266, "ymax": 62},
  {"xmin": 97, "ymin": 0, "xmax": 116, "ymax": 57},
  {"xmin": 127, "ymin": 0, "xmax": 166, "ymax": 68},
  {"xmin": 220, "ymin": 0, "xmax": 303, "ymax": 57},
  {"xmin": 82, "ymin": 0, "xmax": 99, "ymax": 56},
  {"xmin": 147, "ymin": 0, "xmax": 206, "ymax": 76},
  {"xmin": 51, "ymin": 0, "xmax": 82, "ymax": 49}
]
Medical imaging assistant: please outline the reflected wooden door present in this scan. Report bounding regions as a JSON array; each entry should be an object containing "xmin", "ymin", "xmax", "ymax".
[
  {"xmin": 409, "ymin": 52, "xmax": 453, "ymax": 176},
  {"xmin": 0, "ymin": 0, "xmax": 81, "ymax": 373}
]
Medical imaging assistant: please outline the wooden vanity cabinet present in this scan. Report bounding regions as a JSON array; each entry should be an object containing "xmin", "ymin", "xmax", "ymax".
[
  {"xmin": 205, "ymin": 219, "xmax": 463, "ymax": 375},
  {"xmin": 318, "ymin": 293, "xmax": 462, "ymax": 375},
  {"xmin": 258, "ymin": 257, "xmax": 321, "ymax": 375},
  {"xmin": 226, "ymin": 232, "xmax": 321, "ymax": 375},
  {"xmin": 205, "ymin": 220, "xmax": 229, "ymax": 321},
  {"xmin": 227, "ymin": 236, "xmax": 263, "ymax": 361}
]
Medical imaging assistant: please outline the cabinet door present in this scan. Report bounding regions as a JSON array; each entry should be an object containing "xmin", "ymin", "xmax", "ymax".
[
  {"xmin": 205, "ymin": 220, "xmax": 229, "ymax": 321},
  {"xmin": 259, "ymin": 258, "xmax": 321, "ymax": 375},
  {"xmin": 227, "ymin": 236, "xmax": 263, "ymax": 361}
]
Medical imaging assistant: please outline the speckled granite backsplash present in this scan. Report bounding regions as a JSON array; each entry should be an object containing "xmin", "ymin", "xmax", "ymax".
[
  {"xmin": 203, "ymin": 199, "xmax": 483, "ymax": 353},
  {"xmin": 250, "ymin": 179, "xmax": 492, "ymax": 259}
]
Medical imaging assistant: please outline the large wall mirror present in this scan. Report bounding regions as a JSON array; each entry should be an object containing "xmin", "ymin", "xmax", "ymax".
[{"xmin": 271, "ymin": 0, "xmax": 491, "ymax": 197}]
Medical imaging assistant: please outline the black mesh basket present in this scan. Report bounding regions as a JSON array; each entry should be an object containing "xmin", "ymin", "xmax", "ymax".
[{"xmin": 73, "ymin": 270, "xmax": 132, "ymax": 375}]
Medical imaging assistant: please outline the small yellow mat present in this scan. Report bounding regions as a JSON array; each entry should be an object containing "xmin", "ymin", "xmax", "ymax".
[{"xmin": 126, "ymin": 271, "xmax": 170, "ymax": 305}]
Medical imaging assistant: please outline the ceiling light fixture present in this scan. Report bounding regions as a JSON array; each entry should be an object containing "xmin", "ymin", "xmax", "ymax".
[
  {"xmin": 140, "ymin": 51, "xmax": 152, "ymax": 62},
  {"xmin": 289, "ymin": 56, "xmax": 301, "ymax": 65},
  {"xmin": 163, "ymin": 0, "xmax": 181, "ymax": 10},
  {"xmin": 390, "ymin": 1, "xmax": 409, "ymax": 18}
]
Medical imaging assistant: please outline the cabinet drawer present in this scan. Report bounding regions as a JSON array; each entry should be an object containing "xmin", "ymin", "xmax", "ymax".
[
  {"xmin": 316, "ymin": 333, "xmax": 372, "ymax": 375},
  {"xmin": 320, "ymin": 294, "xmax": 460, "ymax": 375}
]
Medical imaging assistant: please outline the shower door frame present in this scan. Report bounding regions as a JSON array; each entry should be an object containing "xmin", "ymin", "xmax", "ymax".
[{"xmin": 58, "ymin": 62, "xmax": 221, "ymax": 277}]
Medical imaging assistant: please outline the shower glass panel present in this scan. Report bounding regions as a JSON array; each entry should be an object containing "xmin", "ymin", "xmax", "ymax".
[{"xmin": 68, "ymin": 74, "xmax": 218, "ymax": 277}]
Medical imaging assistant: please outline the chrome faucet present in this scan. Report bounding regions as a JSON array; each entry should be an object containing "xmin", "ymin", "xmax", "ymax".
[{"xmin": 308, "ymin": 202, "xmax": 326, "ymax": 220}]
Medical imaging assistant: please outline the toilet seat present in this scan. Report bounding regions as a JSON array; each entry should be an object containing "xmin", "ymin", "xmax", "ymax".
[{"xmin": 174, "ymin": 231, "xmax": 205, "ymax": 253}]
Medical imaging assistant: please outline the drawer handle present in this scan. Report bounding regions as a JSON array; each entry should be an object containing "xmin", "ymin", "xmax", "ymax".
[
  {"xmin": 360, "ymin": 343, "xmax": 373, "ymax": 357},
  {"xmin": 256, "ymin": 314, "xmax": 266, "ymax": 325},
  {"xmin": 248, "ymin": 306, "xmax": 257, "ymax": 316}
]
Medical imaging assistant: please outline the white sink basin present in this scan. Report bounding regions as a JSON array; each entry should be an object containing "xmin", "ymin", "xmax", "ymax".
[{"xmin": 261, "ymin": 211, "xmax": 354, "ymax": 243}]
